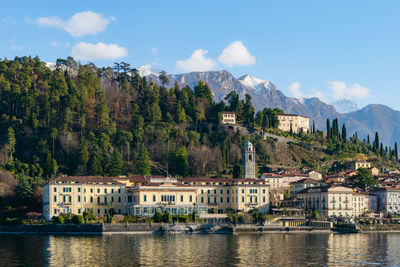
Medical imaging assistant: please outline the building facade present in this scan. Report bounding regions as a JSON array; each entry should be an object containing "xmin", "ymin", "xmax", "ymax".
[
  {"xmin": 372, "ymin": 187, "xmax": 400, "ymax": 216},
  {"xmin": 290, "ymin": 178, "xmax": 325, "ymax": 196},
  {"xmin": 43, "ymin": 175, "xmax": 270, "ymax": 220},
  {"xmin": 43, "ymin": 176, "xmax": 126, "ymax": 220},
  {"xmin": 345, "ymin": 160, "xmax": 371, "ymax": 171},
  {"xmin": 278, "ymin": 114, "xmax": 310, "ymax": 133},
  {"xmin": 298, "ymin": 186, "xmax": 355, "ymax": 217},
  {"xmin": 221, "ymin": 111, "xmax": 236, "ymax": 125}
]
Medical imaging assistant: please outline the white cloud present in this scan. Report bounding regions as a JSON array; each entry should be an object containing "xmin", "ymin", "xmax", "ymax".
[
  {"xmin": 11, "ymin": 44, "xmax": 22, "ymax": 51},
  {"xmin": 71, "ymin": 42, "xmax": 128, "ymax": 61},
  {"xmin": 151, "ymin": 47, "xmax": 158, "ymax": 53},
  {"xmin": 289, "ymin": 82, "xmax": 302, "ymax": 98},
  {"xmin": 328, "ymin": 81, "xmax": 372, "ymax": 99},
  {"xmin": 288, "ymin": 82, "xmax": 325, "ymax": 101},
  {"xmin": 24, "ymin": 16, "xmax": 32, "ymax": 23},
  {"xmin": 50, "ymin": 41, "xmax": 61, "ymax": 48},
  {"xmin": 36, "ymin": 11, "xmax": 110, "ymax": 37},
  {"xmin": 2, "ymin": 16, "xmax": 15, "ymax": 24},
  {"xmin": 175, "ymin": 49, "xmax": 216, "ymax": 72},
  {"xmin": 218, "ymin": 41, "xmax": 256, "ymax": 67}
]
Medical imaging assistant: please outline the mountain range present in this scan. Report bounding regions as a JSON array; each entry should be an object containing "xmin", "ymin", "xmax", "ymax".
[{"xmin": 138, "ymin": 66, "xmax": 400, "ymax": 146}]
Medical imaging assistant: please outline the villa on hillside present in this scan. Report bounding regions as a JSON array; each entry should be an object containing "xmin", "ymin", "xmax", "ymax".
[
  {"xmin": 277, "ymin": 114, "xmax": 310, "ymax": 133},
  {"xmin": 221, "ymin": 111, "xmax": 236, "ymax": 125}
]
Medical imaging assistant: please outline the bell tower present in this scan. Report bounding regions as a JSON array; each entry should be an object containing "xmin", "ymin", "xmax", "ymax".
[{"xmin": 242, "ymin": 141, "xmax": 256, "ymax": 178}]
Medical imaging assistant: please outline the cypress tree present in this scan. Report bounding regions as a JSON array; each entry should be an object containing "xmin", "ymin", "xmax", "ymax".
[
  {"xmin": 312, "ymin": 121, "xmax": 315, "ymax": 134},
  {"xmin": 395, "ymin": 142, "xmax": 398, "ymax": 161},
  {"xmin": 326, "ymin": 119, "xmax": 331, "ymax": 140},
  {"xmin": 342, "ymin": 124, "xmax": 347, "ymax": 142}
]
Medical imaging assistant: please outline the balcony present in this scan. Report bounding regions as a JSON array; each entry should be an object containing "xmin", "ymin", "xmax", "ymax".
[
  {"xmin": 330, "ymin": 200, "xmax": 336, "ymax": 203},
  {"xmin": 248, "ymin": 203, "xmax": 259, "ymax": 207},
  {"xmin": 343, "ymin": 200, "xmax": 349, "ymax": 203},
  {"xmin": 60, "ymin": 202, "xmax": 72, "ymax": 206}
]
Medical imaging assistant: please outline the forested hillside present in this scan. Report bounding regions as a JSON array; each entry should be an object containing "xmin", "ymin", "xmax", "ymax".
[{"xmin": 0, "ymin": 56, "xmax": 268, "ymax": 182}]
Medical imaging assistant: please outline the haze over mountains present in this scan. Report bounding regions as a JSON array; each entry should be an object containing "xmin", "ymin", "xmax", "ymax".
[{"xmin": 138, "ymin": 66, "xmax": 400, "ymax": 146}]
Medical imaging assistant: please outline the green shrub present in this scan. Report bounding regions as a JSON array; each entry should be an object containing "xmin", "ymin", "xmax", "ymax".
[
  {"xmin": 83, "ymin": 211, "xmax": 95, "ymax": 222},
  {"xmin": 72, "ymin": 215, "xmax": 84, "ymax": 224},
  {"xmin": 53, "ymin": 216, "xmax": 64, "ymax": 224}
]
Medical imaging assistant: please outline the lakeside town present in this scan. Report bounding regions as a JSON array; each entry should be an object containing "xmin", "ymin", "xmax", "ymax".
[{"xmin": 36, "ymin": 113, "xmax": 400, "ymax": 231}]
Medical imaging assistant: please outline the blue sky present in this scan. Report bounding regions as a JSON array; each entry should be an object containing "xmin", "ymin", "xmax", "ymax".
[{"xmin": 2, "ymin": 0, "xmax": 400, "ymax": 110}]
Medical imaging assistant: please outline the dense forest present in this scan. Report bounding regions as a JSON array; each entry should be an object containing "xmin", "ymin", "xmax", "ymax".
[{"xmin": 0, "ymin": 56, "xmax": 277, "ymax": 182}]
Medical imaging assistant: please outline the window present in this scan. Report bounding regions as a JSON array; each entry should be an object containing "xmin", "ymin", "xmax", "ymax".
[
  {"xmin": 220, "ymin": 189, "xmax": 223, "ymax": 194},
  {"xmin": 111, "ymin": 189, "xmax": 114, "ymax": 193},
  {"xmin": 118, "ymin": 188, "xmax": 121, "ymax": 193},
  {"xmin": 78, "ymin": 187, "xmax": 81, "ymax": 192},
  {"xmin": 214, "ymin": 189, "xmax": 217, "ymax": 194},
  {"xmin": 97, "ymin": 209, "xmax": 100, "ymax": 214},
  {"xmin": 118, "ymin": 209, "xmax": 121, "ymax": 214},
  {"xmin": 78, "ymin": 196, "xmax": 81, "ymax": 202},
  {"xmin": 214, "ymin": 197, "xmax": 217, "ymax": 203},
  {"xmin": 220, "ymin": 197, "xmax": 223, "ymax": 203},
  {"xmin": 97, "ymin": 197, "xmax": 100, "ymax": 203},
  {"xmin": 242, "ymin": 189, "xmax": 245, "ymax": 194},
  {"xmin": 69, "ymin": 196, "xmax": 72, "ymax": 202},
  {"xmin": 104, "ymin": 189, "xmax": 107, "ymax": 194},
  {"xmin": 128, "ymin": 196, "xmax": 132, "ymax": 203},
  {"xmin": 111, "ymin": 196, "xmax": 114, "ymax": 202},
  {"xmin": 180, "ymin": 195, "xmax": 183, "ymax": 202},
  {"xmin": 104, "ymin": 209, "xmax": 107, "ymax": 215},
  {"xmin": 90, "ymin": 197, "xmax": 93, "ymax": 203},
  {"xmin": 153, "ymin": 195, "xmax": 156, "ymax": 202},
  {"xmin": 78, "ymin": 209, "xmax": 81, "ymax": 214},
  {"xmin": 242, "ymin": 196, "xmax": 245, "ymax": 202},
  {"xmin": 90, "ymin": 188, "xmax": 93, "ymax": 193},
  {"xmin": 97, "ymin": 189, "xmax": 100, "ymax": 193},
  {"xmin": 201, "ymin": 190, "xmax": 204, "ymax": 194},
  {"xmin": 227, "ymin": 197, "xmax": 230, "ymax": 203},
  {"xmin": 144, "ymin": 195, "xmax": 147, "ymax": 202},
  {"xmin": 190, "ymin": 195, "xmax": 193, "ymax": 202},
  {"xmin": 201, "ymin": 197, "xmax": 204, "ymax": 203},
  {"xmin": 54, "ymin": 209, "xmax": 57, "ymax": 215},
  {"xmin": 207, "ymin": 197, "xmax": 210, "ymax": 204},
  {"xmin": 227, "ymin": 190, "xmax": 230, "ymax": 194},
  {"xmin": 263, "ymin": 189, "xmax": 265, "ymax": 194},
  {"xmin": 53, "ymin": 195, "xmax": 57, "ymax": 202},
  {"xmin": 118, "ymin": 196, "xmax": 121, "ymax": 203},
  {"xmin": 263, "ymin": 196, "xmax": 266, "ymax": 203},
  {"xmin": 53, "ymin": 187, "xmax": 57, "ymax": 192}
]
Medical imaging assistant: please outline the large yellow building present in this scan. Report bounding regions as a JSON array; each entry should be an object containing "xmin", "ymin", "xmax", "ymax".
[
  {"xmin": 43, "ymin": 176, "xmax": 127, "ymax": 220},
  {"xmin": 43, "ymin": 175, "xmax": 270, "ymax": 220},
  {"xmin": 278, "ymin": 114, "xmax": 310, "ymax": 133}
]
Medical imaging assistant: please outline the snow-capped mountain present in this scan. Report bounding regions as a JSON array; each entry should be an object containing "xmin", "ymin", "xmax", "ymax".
[
  {"xmin": 137, "ymin": 64, "xmax": 161, "ymax": 77},
  {"xmin": 331, "ymin": 99, "xmax": 358, "ymax": 113},
  {"xmin": 238, "ymin": 74, "xmax": 273, "ymax": 94}
]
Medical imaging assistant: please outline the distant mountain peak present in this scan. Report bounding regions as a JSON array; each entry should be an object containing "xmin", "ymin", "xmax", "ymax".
[
  {"xmin": 138, "ymin": 64, "xmax": 161, "ymax": 77},
  {"xmin": 238, "ymin": 74, "xmax": 272, "ymax": 94},
  {"xmin": 331, "ymin": 99, "xmax": 358, "ymax": 113}
]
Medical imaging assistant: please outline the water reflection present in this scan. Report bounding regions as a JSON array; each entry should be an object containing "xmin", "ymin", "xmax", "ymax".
[{"xmin": 1, "ymin": 233, "xmax": 400, "ymax": 266}]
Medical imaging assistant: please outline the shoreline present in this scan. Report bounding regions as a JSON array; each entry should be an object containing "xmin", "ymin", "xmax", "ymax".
[{"xmin": 2, "ymin": 223, "xmax": 400, "ymax": 235}]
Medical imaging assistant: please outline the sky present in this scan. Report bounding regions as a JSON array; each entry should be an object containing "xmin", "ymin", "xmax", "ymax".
[{"xmin": 2, "ymin": 0, "xmax": 400, "ymax": 110}]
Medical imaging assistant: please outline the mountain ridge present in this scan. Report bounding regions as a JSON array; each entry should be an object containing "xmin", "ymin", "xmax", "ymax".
[{"xmin": 140, "ymin": 67, "xmax": 399, "ymax": 146}]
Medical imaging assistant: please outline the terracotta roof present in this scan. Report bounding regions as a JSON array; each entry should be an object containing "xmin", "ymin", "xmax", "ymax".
[
  {"xmin": 277, "ymin": 113, "xmax": 309, "ymax": 118},
  {"xmin": 290, "ymin": 178, "xmax": 322, "ymax": 184},
  {"xmin": 262, "ymin": 173, "xmax": 283, "ymax": 178},
  {"xmin": 50, "ymin": 176, "xmax": 124, "ymax": 185}
]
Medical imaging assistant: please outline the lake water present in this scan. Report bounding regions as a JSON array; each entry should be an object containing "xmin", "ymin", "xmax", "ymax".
[{"xmin": 0, "ymin": 233, "xmax": 399, "ymax": 266}]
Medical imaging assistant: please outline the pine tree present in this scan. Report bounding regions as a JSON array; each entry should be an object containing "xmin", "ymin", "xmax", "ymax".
[
  {"xmin": 107, "ymin": 149, "xmax": 124, "ymax": 176},
  {"xmin": 137, "ymin": 145, "xmax": 151, "ymax": 175}
]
